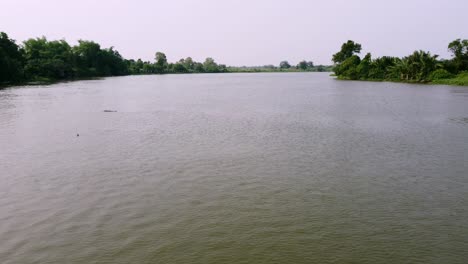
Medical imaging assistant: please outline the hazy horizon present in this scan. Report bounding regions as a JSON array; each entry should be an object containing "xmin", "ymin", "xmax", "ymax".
[{"xmin": 1, "ymin": 0, "xmax": 467, "ymax": 66}]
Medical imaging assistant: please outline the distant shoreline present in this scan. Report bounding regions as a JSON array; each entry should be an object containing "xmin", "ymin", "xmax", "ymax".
[{"xmin": 0, "ymin": 31, "xmax": 332, "ymax": 87}]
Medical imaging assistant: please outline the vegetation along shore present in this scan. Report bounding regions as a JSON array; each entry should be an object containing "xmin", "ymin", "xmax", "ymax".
[
  {"xmin": 332, "ymin": 39, "xmax": 468, "ymax": 86},
  {"xmin": 0, "ymin": 32, "xmax": 329, "ymax": 86},
  {"xmin": 2, "ymin": 31, "xmax": 466, "ymax": 87}
]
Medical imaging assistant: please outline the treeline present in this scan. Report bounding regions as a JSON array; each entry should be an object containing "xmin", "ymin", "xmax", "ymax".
[
  {"xmin": 228, "ymin": 63, "xmax": 332, "ymax": 73},
  {"xmin": 127, "ymin": 54, "xmax": 227, "ymax": 75},
  {"xmin": 278, "ymin": 60, "xmax": 332, "ymax": 72},
  {"xmin": 332, "ymin": 39, "xmax": 468, "ymax": 85},
  {"xmin": 0, "ymin": 32, "xmax": 228, "ymax": 85}
]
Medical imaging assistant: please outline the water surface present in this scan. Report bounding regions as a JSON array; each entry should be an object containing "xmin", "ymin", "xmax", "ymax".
[{"xmin": 1, "ymin": 73, "xmax": 467, "ymax": 263}]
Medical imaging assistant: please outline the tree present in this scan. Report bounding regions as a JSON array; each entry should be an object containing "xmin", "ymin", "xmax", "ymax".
[
  {"xmin": 73, "ymin": 40, "xmax": 102, "ymax": 76},
  {"xmin": 173, "ymin": 62, "xmax": 188, "ymax": 73},
  {"xmin": 71, "ymin": 40, "xmax": 128, "ymax": 77},
  {"xmin": 297, "ymin": 60, "xmax": 308, "ymax": 70},
  {"xmin": 142, "ymin": 61, "xmax": 155, "ymax": 74},
  {"xmin": 448, "ymin": 39, "xmax": 468, "ymax": 73},
  {"xmin": 332, "ymin": 40, "xmax": 362, "ymax": 64},
  {"xmin": 405, "ymin": 50, "xmax": 439, "ymax": 82},
  {"xmin": 203, "ymin": 57, "xmax": 219, "ymax": 73},
  {"xmin": 128, "ymin": 58, "xmax": 144, "ymax": 74},
  {"xmin": 218, "ymin": 64, "xmax": 228, "ymax": 72},
  {"xmin": 356, "ymin": 53, "xmax": 372, "ymax": 79},
  {"xmin": 297, "ymin": 60, "xmax": 314, "ymax": 70},
  {"xmin": 99, "ymin": 47, "xmax": 128, "ymax": 76},
  {"xmin": 194, "ymin": 62, "xmax": 205, "ymax": 73},
  {"xmin": 181, "ymin": 57, "xmax": 194, "ymax": 72},
  {"xmin": 334, "ymin": 55, "xmax": 361, "ymax": 79},
  {"xmin": 23, "ymin": 37, "xmax": 74, "ymax": 79},
  {"xmin": 384, "ymin": 51, "xmax": 438, "ymax": 82},
  {"xmin": 368, "ymin": 56, "xmax": 398, "ymax": 80},
  {"xmin": 4, "ymin": 30, "xmax": 243, "ymax": 83},
  {"xmin": 155, "ymin": 51, "xmax": 168, "ymax": 73},
  {"xmin": 279, "ymin": 61, "xmax": 291, "ymax": 69},
  {"xmin": 0, "ymin": 32, "xmax": 24, "ymax": 83},
  {"xmin": 388, "ymin": 58, "xmax": 410, "ymax": 80}
]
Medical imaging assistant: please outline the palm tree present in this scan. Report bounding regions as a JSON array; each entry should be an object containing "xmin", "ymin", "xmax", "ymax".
[
  {"xmin": 405, "ymin": 50, "xmax": 439, "ymax": 82},
  {"xmin": 389, "ymin": 58, "xmax": 410, "ymax": 80}
]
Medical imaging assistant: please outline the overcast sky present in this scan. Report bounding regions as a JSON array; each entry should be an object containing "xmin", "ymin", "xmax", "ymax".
[{"xmin": 1, "ymin": 0, "xmax": 467, "ymax": 66}]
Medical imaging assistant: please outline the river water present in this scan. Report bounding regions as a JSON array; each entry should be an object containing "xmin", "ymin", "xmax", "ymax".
[{"xmin": 1, "ymin": 73, "xmax": 467, "ymax": 263}]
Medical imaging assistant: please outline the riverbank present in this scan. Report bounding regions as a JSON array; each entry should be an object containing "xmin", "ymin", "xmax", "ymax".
[
  {"xmin": 331, "ymin": 40, "xmax": 468, "ymax": 87},
  {"xmin": 431, "ymin": 72, "xmax": 468, "ymax": 86},
  {"xmin": 0, "ymin": 76, "xmax": 107, "ymax": 89},
  {"xmin": 336, "ymin": 72, "xmax": 468, "ymax": 86}
]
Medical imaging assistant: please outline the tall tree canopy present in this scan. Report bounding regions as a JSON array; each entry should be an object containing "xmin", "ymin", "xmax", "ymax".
[
  {"xmin": 332, "ymin": 40, "xmax": 362, "ymax": 64},
  {"xmin": 447, "ymin": 39, "xmax": 468, "ymax": 73},
  {"xmin": 0, "ymin": 32, "xmax": 24, "ymax": 83},
  {"xmin": 154, "ymin": 52, "xmax": 168, "ymax": 73},
  {"xmin": 23, "ymin": 37, "xmax": 74, "ymax": 79},
  {"xmin": 279, "ymin": 61, "xmax": 291, "ymax": 69},
  {"xmin": 297, "ymin": 60, "xmax": 314, "ymax": 70}
]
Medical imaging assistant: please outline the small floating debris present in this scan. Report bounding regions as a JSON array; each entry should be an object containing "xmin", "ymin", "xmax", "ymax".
[{"xmin": 103, "ymin": 110, "xmax": 117, "ymax": 112}]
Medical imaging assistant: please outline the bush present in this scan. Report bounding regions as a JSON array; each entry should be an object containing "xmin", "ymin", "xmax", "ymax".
[
  {"xmin": 429, "ymin": 69, "xmax": 454, "ymax": 80},
  {"xmin": 432, "ymin": 71, "xmax": 468, "ymax": 86}
]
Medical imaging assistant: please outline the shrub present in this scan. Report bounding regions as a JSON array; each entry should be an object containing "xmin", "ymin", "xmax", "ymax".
[{"xmin": 429, "ymin": 69, "xmax": 454, "ymax": 80}]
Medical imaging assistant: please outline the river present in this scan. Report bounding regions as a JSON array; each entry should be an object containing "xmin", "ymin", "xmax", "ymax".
[{"xmin": 1, "ymin": 73, "xmax": 467, "ymax": 263}]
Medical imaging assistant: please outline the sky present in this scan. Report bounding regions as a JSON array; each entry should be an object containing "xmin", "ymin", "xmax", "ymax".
[{"xmin": 1, "ymin": 0, "xmax": 467, "ymax": 66}]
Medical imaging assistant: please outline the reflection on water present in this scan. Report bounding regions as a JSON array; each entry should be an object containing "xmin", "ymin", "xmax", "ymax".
[
  {"xmin": 450, "ymin": 87, "xmax": 468, "ymax": 97},
  {"xmin": 449, "ymin": 117, "xmax": 468, "ymax": 125},
  {"xmin": 0, "ymin": 73, "xmax": 467, "ymax": 264}
]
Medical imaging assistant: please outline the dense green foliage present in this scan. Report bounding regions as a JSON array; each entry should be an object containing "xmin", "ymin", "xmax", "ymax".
[
  {"xmin": 297, "ymin": 60, "xmax": 314, "ymax": 70},
  {"xmin": 0, "ymin": 32, "xmax": 230, "ymax": 85},
  {"xmin": 0, "ymin": 31, "xmax": 335, "ymax": 85},
  {"xmin": 447, "ymin": 39, "xmax": 468, "ymax": 73},
  {"xmin": 332, "ymin": 40, "xmax": 362, "ymax": 64},
  {"xmin": 20, "ymin": 38, "xmax": 129, "ymax": 81},
  {"xmin": 279, "ymin": 61, "xmax": 291, "ymax": 69},
  {"xmin": 0, "ymin": 32, "xmax": 24, "ymax": 83},
  {"xmin": 431, "ymin": 72, "xmax": 468, "ymax": 86},
  {"xmin": 332, "ymin": 39, "xmax": 468, "ymax": 86}
]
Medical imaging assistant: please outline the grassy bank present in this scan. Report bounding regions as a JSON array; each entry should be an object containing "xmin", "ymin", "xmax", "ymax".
[
  {"xmin": 336, "ymin": 72, "xmax": 468, "ymax": 86},
  {"xmin": 431, "ymin": 72, "xmax": 468, "ymax": 86}
]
